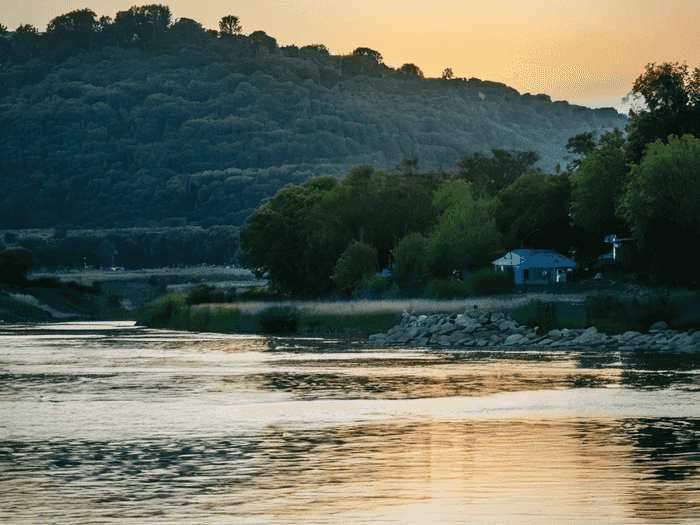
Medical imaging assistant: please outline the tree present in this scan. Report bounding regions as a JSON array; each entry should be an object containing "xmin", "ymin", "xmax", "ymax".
[
  {"xmin": 399, "ymin": 63, "xmax": 424, "ymax": 78},
  {"xmin": 352, "ymin": 47, "xmax": 383, "ymax": 64},
  {"xmin": 495, "ymin": 171, "xmax": 574, "ymax": 254},
  {"xmin": 570, "ymin": 128, "xmax": 629, "ymax": 239},
  {"xmin": 46, "ymin": 8, "xmax": 98, "ymax": 52},
  {"xmin": 0, "ymin": 248, "xmax": 33, "ymax": 285},
  {"xmin": 565, "ymin": 131, "xmax": 596, "ymax": 170},
  {"xmin": 393, "ymin": 233, "xmax": 427, "ymax": 281},
  {"xmin": 422, "ymin": 180, "xmax": 502, "ymax": 279},
  {"xmin": 442, "ymin": 68, "xmax": 454, "ymax": 80},
  {"xmin": 455, "ymin": 149, "xmax": 541, "ymax": 197},
  {"xmin": 332, "ymin": 241, "xmax": 378, "ymax": 294},
  {"xmin": 624, "ymin": 62, "xmax": 700, "ymax": 164},
  {"xmin": 617, "ymin": 134, "xmax": 700, "ymax": 287},
  {"xmin": 241, "ymin": 176, "xmax": 346, "ymax": 296},
  {"xmin": 219, "ymin": 15, "xmax": 242, "ymax": 35}
]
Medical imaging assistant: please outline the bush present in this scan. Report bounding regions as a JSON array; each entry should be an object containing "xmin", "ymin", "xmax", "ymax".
[
  {"xmin": 259, "ymin": 306, "xmax": 299, "ymax": 333},
  {"xmin": 27, "ymin": 276, "xmax": 62, "ymax": 288},
  {"xmin": 638, "ymin": 290, "xmax": 682, "ymax": 328},
  {"xmin": 463, "ymin": 268, "xmax": 514, "ymax": 296},
  {"xmin": 210, "ymin": 307, "xmax": 241, "ymax": 333},
  {"xmin": 424, "ymin": 278, "xmax": 468, "ymax": 298},
  {"xmin": 394, "ymin": 233, "xmax": 427, "ymax": 282},
  {"xmin": 585, "ymin": 293, "xmax": 644, "ymax": 334},
  {"xmin": 352, "ymin": 274, "xmax": 391, "ymax": 299},
  {"xmin": 140, "ymin": 293, "xmax": 187, "ymax": 328}
]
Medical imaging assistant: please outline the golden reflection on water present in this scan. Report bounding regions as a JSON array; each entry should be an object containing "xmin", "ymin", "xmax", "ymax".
[{"xmin": 184, "ymin": 418, "xmax": 699, "ymax": 524}]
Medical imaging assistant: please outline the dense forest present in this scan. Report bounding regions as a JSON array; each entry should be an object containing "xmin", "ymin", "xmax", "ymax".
[{"xmin": 1, "ymin": 5, "xmax": 625, "ymax": 238}]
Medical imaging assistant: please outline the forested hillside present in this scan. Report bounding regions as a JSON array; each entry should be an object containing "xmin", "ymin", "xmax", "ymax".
[{"xmin": 0, "ymin": 5, "xmax": 627, "ymax": 236}]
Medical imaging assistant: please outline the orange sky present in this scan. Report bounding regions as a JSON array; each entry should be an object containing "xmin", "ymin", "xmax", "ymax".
[{"xmin": 4, "ymin": 0, "xmax": 700, "ymax": 113}]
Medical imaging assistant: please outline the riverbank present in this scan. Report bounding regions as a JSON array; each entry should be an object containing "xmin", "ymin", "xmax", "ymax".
[{"xmin": 369, "ymin": 309, "xmax": 700, "ymax": 354}]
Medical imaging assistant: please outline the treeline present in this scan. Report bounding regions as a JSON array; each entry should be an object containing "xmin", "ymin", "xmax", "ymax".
[
  {"xmin": 1, "ymin": 4, "xmax": 626, "ymax": 234},
  {"xmin": 244, "ymin": 62, "xmax": 700, "ymax": 293},
  {"xmin": 1, "ymin": 225, "xmax": 240, "ymax": 269}
]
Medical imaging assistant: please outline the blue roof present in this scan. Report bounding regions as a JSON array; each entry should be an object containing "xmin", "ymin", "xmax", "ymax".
[{"xmin": 492, "ymin": 249, "xmax": 577, "ymax": 268}]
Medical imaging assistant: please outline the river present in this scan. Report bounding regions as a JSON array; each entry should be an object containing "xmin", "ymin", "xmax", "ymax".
[{"xmin": 1, "ymin": 321, "xmax": 700, "ymax": 524}]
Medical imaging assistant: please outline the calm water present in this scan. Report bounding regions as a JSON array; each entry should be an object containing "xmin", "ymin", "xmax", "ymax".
[{"xmin": 2, "ymin": 321, "xmax": 700, "ymax": 524}]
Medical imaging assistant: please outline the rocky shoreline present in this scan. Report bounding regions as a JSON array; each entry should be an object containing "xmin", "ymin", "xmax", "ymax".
[{"xmin": 368, "ymin": 309, "xmax": 700, "ymax": 353}]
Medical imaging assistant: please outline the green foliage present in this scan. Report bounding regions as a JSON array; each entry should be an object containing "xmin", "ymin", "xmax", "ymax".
[
  {"xmin": 625, "ymin": 62, "xmax": 700, "ymax": 165},
  {"xmin": 185, "ymin": 283, "xmax": 232, "ymax": 305},
  {"xmin": 424, "ymin": 278, "xmax": 469, "ymax": 298},
  {"xmin": 259, "ymin": 306, "xmax": 299, "ymax": 333},
  {"xmin": 565, "ymin": 131, "xmax": 596, "ymax": 170},
  {"xmin": 512, "ymin": 300, "xmax": 555, "ymax": 334},
  {"xmin": 140, "ymin": 293, "xmax": 187, "ymax": 328},
  {"xmin": 495, "ymin": 171, "xmax": 573, "ymax": 253},
  {"xmin": 399, "ymin": 63, "xmax": 424, "ymax": 78},
  {"xmin": 352, "ymin": 274, "xmax": 392, "ymax": 299},
  {"xmin": 638, "ymin": 290, "xmax": 683, "ymax": 328},
  {"xmin": 0, "ymin": 248, "xmax": 33, "ymax": 285},
  {"xmin": 393, "ymin": 233, "xmax": 427, "ymax": 282},
  {"xmin": 462, "ymin": 268, "xmax": 514, "ymax": 296},
  {"xmin": 332, "ymin": 241, "xmax": 378, "ymax": 294},
  {"xmin": 422, "ymin": 180, "xmax": 502, "ymax": 279},
  {"xmin": 570, "ymin": 128, "xmax": 629, "ymax": 238},
  {"xmin": 585, "ymin": 294, "xmax": 638, "ymax": 335},
  {"xmin": 455, "ymin": 149, "xmax": 541, "ymax": 197},
  {"xmin": 210, "ymin": 307, "xmax": 242, "ymax": 333},
  {"xmin": 219, "ymin": 15, "xmax": 242, "ymax": 35},
  {"xmin": 617, "ymin": 134, "xmax": 700, "ymax": 287}
]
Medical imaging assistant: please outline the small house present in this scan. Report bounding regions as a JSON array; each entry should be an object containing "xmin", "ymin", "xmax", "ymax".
[{"xmin": 492, "ymin": 249, "xmax": 577, "ymax": 284}]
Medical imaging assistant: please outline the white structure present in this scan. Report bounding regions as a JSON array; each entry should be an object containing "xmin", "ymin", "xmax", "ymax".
[{"xmin": 492, "ymin": 249, "xmax": 578, "ymax": 284}]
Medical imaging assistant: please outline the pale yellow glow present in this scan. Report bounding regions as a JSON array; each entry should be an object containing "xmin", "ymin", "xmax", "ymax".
[{"xmin": 4, "ymin": 0, "xmax": 700, "ymax": 111}]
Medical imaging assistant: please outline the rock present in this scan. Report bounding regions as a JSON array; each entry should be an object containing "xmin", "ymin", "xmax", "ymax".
[
  {"xmin": 369, "ymin": 333, "xmax": 386, "ymax": 342},
  {"xmin": 548, "ymin": 329, "xmax": 562, "ymax": 340},
  {"xmin": 417, "ymin": 315, "xmax": 428, "ymax": 324},
  {"xmin": 504, "ymin": 334, "xmax": 525, "ymax": 345},
  {"xmin": 573, "ymin": 327, "xmax": 600, "ymax": 344},
  {"xmin": 490, "ymin": 312, "xmax": 505, "ymax": 323},
  {"xmin": 439, "ymin": 322, "xmax": 459, "ymax": 335},
  {"xmin": 650, "ymin": 321, "xmax": 668, "ymax": 331}
]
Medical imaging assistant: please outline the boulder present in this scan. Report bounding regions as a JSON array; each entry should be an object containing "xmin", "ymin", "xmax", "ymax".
[
  {"xmin": 650, "ymin": 321, "xmax": 668, "ymax": 331},
  {"xmin": 504, "ymin": 334, "xmax": 525, "ymax": 345}
]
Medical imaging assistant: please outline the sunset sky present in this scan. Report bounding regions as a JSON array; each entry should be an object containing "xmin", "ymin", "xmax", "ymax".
[{"xmin": 3, "ymin": 0, "xmax": 699, "ymax": 113}]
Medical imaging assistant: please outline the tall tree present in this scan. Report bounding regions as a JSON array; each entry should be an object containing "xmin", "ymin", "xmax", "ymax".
[
  {"xmin": 219, "ymin": 15, "xmax": 242, "ymax": 35},
  {"xmin": 46, "ymin": 8, "xmax": 98, "ymax": 52},
  {"xmin": 564, "ymin": 131, "xmax": 596, "ymax": 170},
  {"xmin": 570, "ymin": 128, "xmax": 629, "ymax": 239},
  {"xmin": 624, "ymin": 62, "xmax": 700, "ymax": 164},
  {"xmin": 617, "ymin": 134, "xmax": 700, "ymax": 287},
  {"xmin": 422, "ymin": 179, "xmax": 502, "ymax": 278}
]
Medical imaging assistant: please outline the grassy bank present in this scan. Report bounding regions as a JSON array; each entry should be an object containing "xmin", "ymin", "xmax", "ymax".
[{"xmin": 0, "ymin": 281, "xmax": 133, "ymax": 323}]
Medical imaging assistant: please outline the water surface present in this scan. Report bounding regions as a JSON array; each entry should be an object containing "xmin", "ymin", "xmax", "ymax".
[{"xmin": 1, "ymin": 322, "xmax": 700, "ymax": 524}]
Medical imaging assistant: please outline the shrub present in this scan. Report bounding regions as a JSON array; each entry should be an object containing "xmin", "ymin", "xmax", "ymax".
[
  {"xmin": 638, "ymin": 290, "xmax": 682, "ymax": 329},
  {"xmin": 259, "ymin": 306, "xmax": 299, "ymax": 333},
  {"xmin": 352, "ymin": 274, "xmax": 391, "ymax": 299},
  {"xmin": 140, "ymin": 293, "xmax": 187, "ymax": 328},
  {"xmin": 463, "ymin": 268, "xmax": 514, "ymax": 296},
  {"xmin": 210, "ymin": 307, "xmax": 241, "ymax": 333},
  {"xmin": 585, "ymin": 293, "xmax": 644, "ymax": 334},
  {"xmin": 424, "ymin": 278, "xmax": 468, "ymax": 298}
]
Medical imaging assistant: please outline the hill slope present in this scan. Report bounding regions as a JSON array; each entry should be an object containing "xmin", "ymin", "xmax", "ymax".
[{"xmin": 0, "ymin": 36, "xmax": 627, "ymax": 230}]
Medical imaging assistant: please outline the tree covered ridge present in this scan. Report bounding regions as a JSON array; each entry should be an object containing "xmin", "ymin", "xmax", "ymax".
[{"xmin": 1, "ymin": 4, "xmax": 626, "ymax": 233}]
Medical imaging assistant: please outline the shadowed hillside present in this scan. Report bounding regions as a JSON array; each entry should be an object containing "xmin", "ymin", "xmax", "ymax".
[{"xmin": 0, "ymin": 9, "xmax": 627, "ymax": 232}]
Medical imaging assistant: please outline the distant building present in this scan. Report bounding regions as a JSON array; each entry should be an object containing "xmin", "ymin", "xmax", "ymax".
[{"xmin": 492, "ymin": 249, "xmax": 577, "ymax": 284}]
